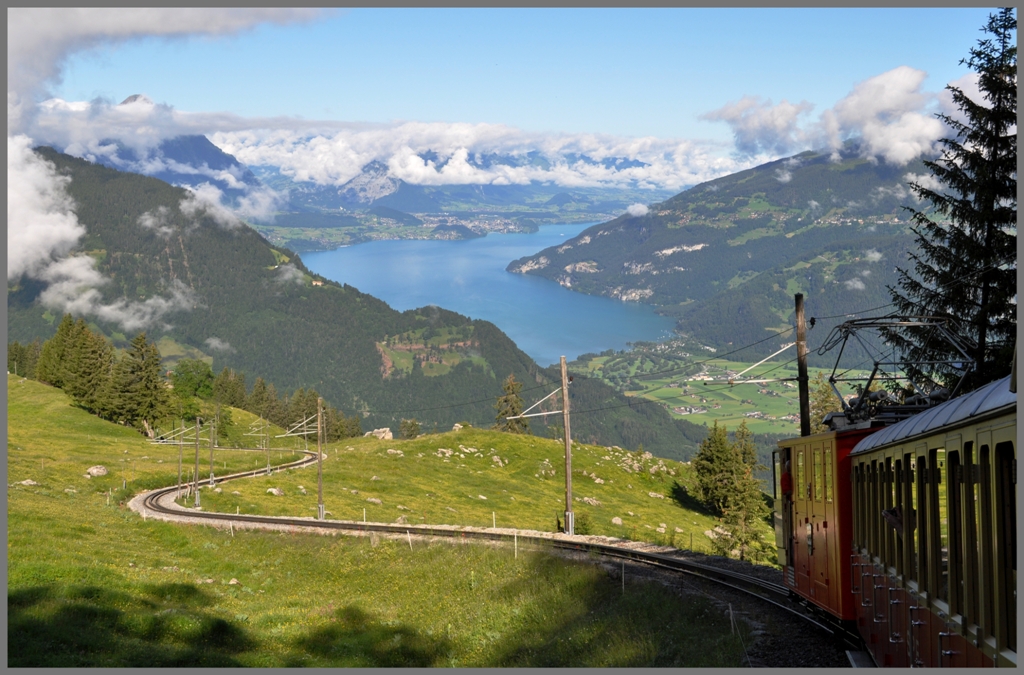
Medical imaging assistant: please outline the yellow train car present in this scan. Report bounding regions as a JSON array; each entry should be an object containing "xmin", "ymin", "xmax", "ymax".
[{"xmin": 848, "ymin": 374, "xmax": 1016, "ymax": 667}]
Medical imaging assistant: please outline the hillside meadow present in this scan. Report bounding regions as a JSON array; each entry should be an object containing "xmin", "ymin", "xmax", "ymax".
[{"xmin": 8, "ymin": 374, "xmax": 753, "ymax": 666}]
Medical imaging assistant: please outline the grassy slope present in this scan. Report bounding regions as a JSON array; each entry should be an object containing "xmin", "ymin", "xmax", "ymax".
[{"xmin": 8, "ymin": 375, "xmax": 749, "ymax": 667}]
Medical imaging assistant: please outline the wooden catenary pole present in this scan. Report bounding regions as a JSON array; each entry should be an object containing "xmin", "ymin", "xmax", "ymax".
[
  {"xmin": 796, "ymin": 294, "xmax": 811, "ymax": 437},
  {"xmin": 317, "ymin": 397, "xmax": 324, "ymax": 520},
  {"xmin": 561, "ymin": 356, "xmax": 574, "ymax": 535},
  {"xmin": 193, "ymin": 416, "xmax": 202, "ymax": 507}
]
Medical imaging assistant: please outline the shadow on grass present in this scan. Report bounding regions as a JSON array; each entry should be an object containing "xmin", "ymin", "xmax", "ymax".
[
  {"xmin": 669, "ymin": 479, "xmax": 711, "ymax": 514},
  {"xmin": 8, "ymin": 583, "xmax": 252, "ymax": 667},
  {"xmin": 287, "ymin": 605, "xmax": 453, "ymax": 667},
  {"xmin": 481, "ymin": 547, "xmax": 746, "ymax": 667}
]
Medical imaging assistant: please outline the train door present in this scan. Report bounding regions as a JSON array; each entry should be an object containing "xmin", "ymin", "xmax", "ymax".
[
  {"xmin": 772, "ymin": 449, "xmax": 792, "ymax": 568},
  {"xmin": 793, "ymin": 444, "xmax": 812, "ymax": 597},
  {"xmin": 809, "ymin": 441, "xmax": 832, "ymax": 610}
]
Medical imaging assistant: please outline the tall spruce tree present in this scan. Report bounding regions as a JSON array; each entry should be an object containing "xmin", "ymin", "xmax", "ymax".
[
  {"xmin": 493, "ymin": 373, "xmax": 530, "ymax": 434},
  {"xmin": 64, "ymin": 322, "xmax": 116, "ymax": 418},
  {"xmin": 886, "ymin": 8, "xmax": 1017, "ymax": 391},
  {"xmin": 112, "ymin": 332, "xmax": 171, "ymax": 437},
  {"xmin": 34, "ymin": 314, "xmax": 77, "ymax": 387},
  {"xmin": 692, "ymin": 421, "xmax": 739, "ymax": 516}
]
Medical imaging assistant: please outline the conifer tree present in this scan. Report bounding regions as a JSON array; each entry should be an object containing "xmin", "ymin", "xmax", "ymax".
[
  {"xmin": 493, "ymin": 373, "xmax": 530, "ymax": 434},
  {"xmin": 7, "ymin": 339, "xmax": 42, "ymax": 378},
  {"xmin": 64, "ymin": 323, "xmax": 116, "ymax": 418},
  {"xmin": 112, "ymin": 332, "xmax": 171, "ymax": 437},
  {"xmin": 810, "ymin": 371, "xmax": 842, "ymax": 433},
  {"xmin": 34, "ymin": 314, "xmax": 77, "ymax": 387},
  {"xmin": 886, "ymin": 8, "xmax": 1016, "ymax": 390},
  {"xmin": 247, "ymin": 377, "xmax": 270, "ymax": 417},
  {"xmin": 692, "ymin": 421, "xmax": 739, "ymax": 515}
]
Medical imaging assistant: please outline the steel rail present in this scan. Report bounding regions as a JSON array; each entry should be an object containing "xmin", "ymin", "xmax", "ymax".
[{"xmin": 133, "ymin": 450, "xmax": 861, "ymax": 651}]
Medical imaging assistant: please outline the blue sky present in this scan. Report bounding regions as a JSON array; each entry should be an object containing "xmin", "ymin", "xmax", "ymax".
[{"xmin": 50, "ymin": 8, "xmax": 994, "ymax": 141}]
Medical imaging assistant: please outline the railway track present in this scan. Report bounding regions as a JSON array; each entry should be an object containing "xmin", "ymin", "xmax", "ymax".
[{"xmin": 130, "ymin": 449, "xmax": 865, "ymax": 660}]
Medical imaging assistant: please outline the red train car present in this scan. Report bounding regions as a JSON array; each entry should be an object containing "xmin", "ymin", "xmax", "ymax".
[
  {"xmin": 773, "ymin": 427, "xmax": 875, "ymax": 621},
  {"xmin": 774, "ymin": 374, "xmax": 1017, "ymax": 667}
]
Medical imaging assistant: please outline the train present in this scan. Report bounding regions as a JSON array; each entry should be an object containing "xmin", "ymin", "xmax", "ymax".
[{"xmin": 772, "ymin": 373, "xmax": 1016, "ymax": 667}]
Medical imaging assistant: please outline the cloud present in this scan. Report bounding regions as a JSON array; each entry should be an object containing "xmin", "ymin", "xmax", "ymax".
[
  {"xmin": 626, "ymin": 203, "xmax": 649, "ymax": 217},
  {"xmin": 275, "ymin": 263, "xmax": 305, "ymax": 285},
  {"xmin": 904, "ymin": 171, "xmax": 943, "ymax": 193},
  {"xmin": 844, "ymin": 278, "xmax": 866, "ymax": 291},
  {"xmin": 863, "ymin": 249, "xmax": 883, "ymax": 262},
  {"xmin": 703, "ymin": 65, "xmax": 954, "ymax": 167},
  {"xmin": 774, "ymin": 168, "xmax": 792, "ymax": 183},
  {"xmin": 36, "ymin": 254, "xmax": 195, "ymax": 331},
  {"xmin": 204, "ymin": 336, "xmax": 234, "ymax": 353},
  {"xmin": 179, "ymin": 184, "xmax": 243, "ymax": 229},
  {"xmin": 8, "ymin": 135, "xmax": 86, "ymax": 280},
  {"xmin": 8, "ymin": 8, "xmax": 328, "ymax": 133},
  {"xmin": 138, "ymin": 205, "xmax": 174, "ymax": 238},
  {"xmin": 700, "ymin": 95, "xmax": 814, "ymax": 156}
]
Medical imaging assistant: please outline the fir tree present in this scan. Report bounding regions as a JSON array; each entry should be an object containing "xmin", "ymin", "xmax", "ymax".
[
  {"xmin": 692, "ymin": 421, "xmax": 739, "ymax": 516},
  {"xmin": 399, "ymin": 418, "xmax": 421, "ymax": 439},
  {"xmin": 247, "ymin": 377, "xmax": 270, "ymax": 417},
  {"xmin": 64, "ymin": 323, "xmax": 116, "ymax": 418},
  {"xmin": 493, "ymin": 373, "xmax": 530, "ymax": 434},
  {"xmin": 34, "ymin": 314, "xmax": 77, "ymax": 387},
  {"xmin": 809, "ymin": 371, "xmax": 842, "ymax": 433},
  {"xmin": 886, "ymin": 8, "xmax": 1016, "ymax": 391},
  {"xmin": 112, "ymin": 333, "xmax": 171, "ymax": 437}
]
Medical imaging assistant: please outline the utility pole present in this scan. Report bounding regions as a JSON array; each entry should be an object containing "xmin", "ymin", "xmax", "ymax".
[
  {"xmin": 317, "ymin": 397, "xmax": 325, "ymax": 520},
  {"xmin": 561, "ymin": 356, "xmax": 574, "ymax": 536},
  {"xmin": 795, "ymin": 293, "xmax": 811, "ymax": 436},
  {"xmin": 209, "ymin": 406, "xmax": 217, "ymax": 487},
  {"xmin": 177, "ymin": 419, "xmax": 183, "ymax": 500},
  {"xmin": 193, "ymin": 416, "xmax": 201, "ymax": 507}
]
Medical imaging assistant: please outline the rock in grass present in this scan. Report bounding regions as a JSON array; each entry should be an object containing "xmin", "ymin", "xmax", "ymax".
[
  {"xmin": 86, "ymin": 465, "xmax": 108, "ymax": 477},
  {"xmin": 395, "ymin": 515, "xmax": 408, "ymax": 524},
  {"xmin": 366, "ymin": 497, "xmax": 382, "ymax": 505},
  {"xmin": 18, "ymin": 479, "xmax": 38, "ymax": 486},
  {"xmin": 229, "ymin": 578, "xmax": 239, "ymax": 585},
  {"xmin": 612, "ymin": 517, "xmax": 623, "ymax": 525},
  {"xmin": 267, "ymin": 488, "xmax": 284, "ymax": 496}
]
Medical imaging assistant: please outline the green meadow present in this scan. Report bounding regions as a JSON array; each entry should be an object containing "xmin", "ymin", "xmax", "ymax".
[{"xmin": 8, "ymin": 374, "xmax": 752, "ymax": 666}]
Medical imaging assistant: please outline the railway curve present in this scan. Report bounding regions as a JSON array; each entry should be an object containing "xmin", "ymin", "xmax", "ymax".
[{"xmin": 128, "ymin": 448, "xmax": 864, "ymax": 665}]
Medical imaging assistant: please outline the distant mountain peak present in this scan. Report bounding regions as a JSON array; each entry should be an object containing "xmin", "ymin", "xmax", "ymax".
[
  {"xmin": 338, "ymin": 160, "xmax": 401, "ymax": 204},
  {"xmin": 119, "ymin": 94, "xmax": 153, "ymax": 106}
]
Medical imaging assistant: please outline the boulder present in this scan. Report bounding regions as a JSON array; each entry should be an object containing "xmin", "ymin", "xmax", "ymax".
[
  {"xmin": 395, "ymin": 515, "xmax": 408, "ymax": 524},
  {"xmin": 366, "ymin": 497, "xmax": 382, "ymax": 505},
  {"xmin": 451, "ymin": 423, "xmax": 463, "ymax": 432},
  {"xmin": 267, "ymin": 488, "xmax": 284, "ymax": 496},
  {"xmin": 364, "ymin": 428, "xmax": 393, "ymax": 440},
  {"xmin": 18, "ymin": 479, "xmax": 38, "ymax": 486},
  {"xmin": 612, "ymin": 517, "xmax": 623, "ymax": 525},
  {"xmin": 86, "ymin": 465, "xmax": 108, "ymax": 477}
]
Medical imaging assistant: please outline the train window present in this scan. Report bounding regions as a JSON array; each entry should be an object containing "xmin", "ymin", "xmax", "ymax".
[
  {"xmin": 894, "ymin": 458, "xmax": 905, "ymax": 574},
  {"xmin": 947, "ymin": 450, "xmax": 964, "ymax": 616},
  {"xmin": 917, "ymin": 455, "xmax": 929, "ymax": 594},
  {"xmin": 884, "ymin": 457, "xmax": 895, "ymax": 567},
  {"xmin": 813, "ymin": 449, "xmax": 823, "ymax": 501},
  {"xmin": 995, "ymin": 441, "xmax": 1016, "ymax": 651},
  {"xmin": 907, "ymin": 454, "xmax": 919, "ymax": 585},
  {"xmin": 853, "ymin": 464, "xmax": 863, "ymax": 548},
  {"xmin": 977, "ymin": 445, "xmax": 993, "ymax": 638},
  {"xmin": 797, "ymin": 450, "xmax": 806, "ymax": 500},
  {"xmin": 961, "ymin": 442, "xmax": 979, "ymax": 627},
  {"xmin": 869, "ymin": 461, "xmax": 879, "ymax": 558},
  {"xmin": 824, "ymin": 447, "xmax": 833, "ymax": 503},
  {"xmin": 934, "ymin": 448, "xmax": 949, "ymax": 603}
]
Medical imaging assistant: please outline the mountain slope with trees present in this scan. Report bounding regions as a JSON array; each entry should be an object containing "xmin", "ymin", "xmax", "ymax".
[
  {"xmin": 508, "ymin": 144, "xmax": 931, "ymax": 359},
  {"xmin": 8, "ymin": 149, "xmax": 708, "ymax": 460}
]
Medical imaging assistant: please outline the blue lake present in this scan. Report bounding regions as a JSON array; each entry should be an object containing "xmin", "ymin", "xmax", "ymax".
[{"xmin": 303, "ymin": 223, "xmax": 676, "ymax": 367}]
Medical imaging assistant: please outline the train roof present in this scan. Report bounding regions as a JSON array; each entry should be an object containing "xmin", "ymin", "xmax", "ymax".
[{"xmin": 851, "ymin": 375, "xmax": 1016, "ymax": 455}]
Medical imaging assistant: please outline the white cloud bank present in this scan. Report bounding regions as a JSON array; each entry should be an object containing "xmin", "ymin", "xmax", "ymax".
[
  {"xmin": 627, "ymin": 203, "xmax": 649, "ymax": 217},
  {"xmin": 8, "ymin": 9, "xmax": 324, "ymax": 332},
  {"xmin": 703, "ymin": 66, "xmax": 954, "ymax": 166}
]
